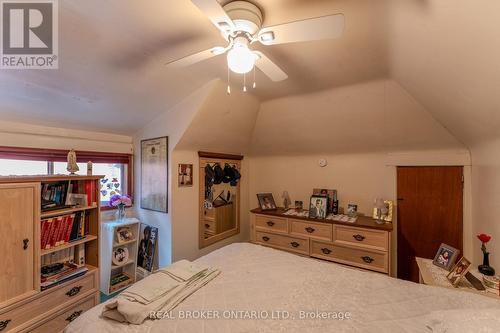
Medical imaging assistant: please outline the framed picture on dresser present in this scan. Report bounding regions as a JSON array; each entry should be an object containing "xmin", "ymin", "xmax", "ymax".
[
  {"xmin": 257, "ymin": 193, "xmax": 277, "ymax": 210},
  {"xmin": 308, "ymin": 195, "xmax": 328, "ymax": 219},
  {"xmin": 433, "ymin": 243, "xmax": 460, "ymax": 271}
]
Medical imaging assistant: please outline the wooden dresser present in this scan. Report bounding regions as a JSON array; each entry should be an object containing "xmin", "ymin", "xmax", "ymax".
[
  {"xmin": 0, "ymin": 176, "xmax": 102, "ymax": 332},
  {"xmin": 250, "ymin": 208, "xmax": 393, "ymax": 275}
]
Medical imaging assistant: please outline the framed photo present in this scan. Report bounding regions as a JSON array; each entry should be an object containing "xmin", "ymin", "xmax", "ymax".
[
  {"xmin": 447, "ymin": 257, "xmax": 471, "ymax": 286},
  {"xmin": 141, "ymin": 137, "xmax": 168, "ymax": 213},
  {"xmin": 308, "ymin": 195, "xmax": 328, "ymax": 219},
  {"xmin": 178, "ymin": 164, "xmax": 193, "ymax": 187},
  {"xmin": 347, "ymin": 204, "xmax": 358, "ymax": 217},
  {"xmin": 116, "ymin": 227, "xmax": 134, "ymax": 244},
  {"xmin": 257, "ymin": 193, "xmax": 277, "ymax": 210},
  {"xmin": 313, "ymin": 189, "xmax": 337, "ymax": 213},
  {"xmin": 295, "ymin": 200, "xmax": 303, "ymax": 210},
  {"xmin": 137, "ymin": 223, "xmax": 158, "ymax": 272},
  {"xmin": 433, "ymin": 243, "xmax": 460, "ymax": 271},
  {"xmin": 112, "ymin": 247, "xmax": 129, "ymax": 266}
]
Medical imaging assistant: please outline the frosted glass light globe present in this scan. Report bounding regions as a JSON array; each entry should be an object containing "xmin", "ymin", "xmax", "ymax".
[{"xmin": 227, "ymin": 44, "xmax": 256, "ymax": 74}]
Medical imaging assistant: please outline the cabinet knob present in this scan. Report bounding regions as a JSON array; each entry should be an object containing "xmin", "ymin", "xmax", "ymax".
[
  {"xmin": 321, "ymin": 248, "xmax": 332, "ymax": 255},
  {"xmin": 23, "ymin": 238, "xmax": 29, "ymax": 250},
  {"xmin": 305, "ymin": 227, "xmax": 315, "ymax": 233},
  {"xmin": 361, "ymin": 256, "xmax": 374, "ymax": 264},
  {"xmin": 0, "ymin": 320, "xmax": 11, "ymax": 331},
  {"xmin": 66, "ymin": 310, "xmax": 83, "ymax": 322},
  {"xmin": 205, "ymin": 224, "xmax": 210, "ymax": 229},
  {"xmin": 352, "ymin": 234, "xmax": 365, "ymax": 241},
  {"xmin": 66, "ymin": 286, "xmax": 82, "ymax": 297},
  {"xmin": 290, "ymin": 241, "xmax": 300, "ymax": 248},
  {"xmin": 266, "ymin": 221, "xmax": 275, "ymax": 227},
  {"xmin": 262, "ymin": 236, "xmax": 270, "ymax": 242}
]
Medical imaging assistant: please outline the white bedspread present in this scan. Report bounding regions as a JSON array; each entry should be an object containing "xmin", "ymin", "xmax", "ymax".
[{"xmin": 66, "ymin": 243, "xmax": 500, "ymax": 333}]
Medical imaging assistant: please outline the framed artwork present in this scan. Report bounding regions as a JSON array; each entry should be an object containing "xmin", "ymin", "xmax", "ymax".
[
  {"xmin": 257, "ymin": 193, "xmax": 277, "ymax": 210},
  {"xmin": 347, "ymin": 204, "xmax": 358, "ymax": 217},
  {"xmin": 295, "ymin": 200, "xmax": 303, "ymax": 210},
  {"xmin": 116, "ymin": 227, "xmax": 133, "ymax": 244},
  {"xmin": 178, "ymin": 164, "xmax": 193, "ymax": 187},
  {"xmin": 308, "ymin": 195, "xmax": 328, "ymax": 219},
  {"xmin": 313, "ymin": 188, "xmax": 337, "ymax": 213},
  {"xmin": 141, "ymin": 137, "xmax": 168, "ymax": 212},
  {"xmin": 433, "ymin": 243, "xmax": 460, "ymax": 271},
  {"xmin": 137, "ymin": 223, "xmax": 158, "ymax": 273},
  {"xmin": 447, "ymin": 257, "xmax": 471, "ymax": 286}
]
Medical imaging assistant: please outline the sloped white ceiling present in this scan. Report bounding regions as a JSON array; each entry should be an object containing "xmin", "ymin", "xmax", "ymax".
[
  {"xmin": 388, "ymin": 0, "xmax": 500, "ymax": 147},
  {"xmin": 0, "ymin": 0, "xmax": 388, "ymax": 134}
]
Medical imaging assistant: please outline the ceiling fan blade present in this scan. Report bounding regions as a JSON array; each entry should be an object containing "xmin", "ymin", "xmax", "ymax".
[
  {"xmin": 165, "ymin": 47, "xmax": 225, "ymax": 68},
  {"xmin": 191, "ymin": 0, "xmax": 235, "ymax": 34},
  {"xmin": 258, "ymin": 14, "xmax": 345, "ymax": 45},
  {"xmin": 254, "ymin": 51, "xmax": 288, "ymax": 82}
]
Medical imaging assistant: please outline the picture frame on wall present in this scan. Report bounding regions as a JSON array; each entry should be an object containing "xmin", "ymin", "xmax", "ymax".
[
  {"xmin": 432, "ymin": 243, "xmax": 460, "ymax": 271},
  {"xmin": 141, "ymin": 136, "xmax": 168, "ymax": 213},
  {"xmin": 178, "ymin": 164, "xmax": 193, "ymax": 187},
  {"xmin": 257, "ymin": 193, "xmax": 277, "ymax": 210},
  {"xmin": 308, "ymin": 195, "xmax": 328, "ymax": 219}
]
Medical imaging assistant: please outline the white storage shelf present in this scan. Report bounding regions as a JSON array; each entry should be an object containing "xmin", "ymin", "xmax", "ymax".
[{"xmin": 100, "ymin": 218, "xmax": 140, "ymax": 295}]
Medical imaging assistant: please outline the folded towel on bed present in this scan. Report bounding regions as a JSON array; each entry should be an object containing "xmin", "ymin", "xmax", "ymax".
[
  {"xmin": 159, "ymin": 259, "xmax": 209, "ymax": 282},
  {"xmin": 102, "ymin": 263, "xmax": 219, "ymax": 325}
]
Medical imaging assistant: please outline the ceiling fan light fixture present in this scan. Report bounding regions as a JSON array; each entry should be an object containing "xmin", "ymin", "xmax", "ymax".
[
  {"xmin": 216, "ymin": 21, "xmax": 232, "ymax": 32},
  {"xmin": 226, "ymin": 43, "xmax": 256, "ymax": 74},
  {"xmin": 211, "ymin": 46, "xmax": 226, "ymax": 55}
]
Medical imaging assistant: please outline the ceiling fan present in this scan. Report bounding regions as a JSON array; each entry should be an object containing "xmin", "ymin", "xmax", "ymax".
[{"xmin": 166, "ymin": 0, "xmax": 345, "ymax": 84}]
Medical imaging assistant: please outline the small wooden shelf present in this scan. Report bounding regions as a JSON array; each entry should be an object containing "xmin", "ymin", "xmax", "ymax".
[
  {"xmin": 113, "ymin": 239, "xmax": 137, "ymax": 247},
  {"xmin": 41, "ymin": 235, "xmax": 98, "ymax": 256},
  {"xmin": 41, "ymin": 205, "xmax": 98, "ymax": 218},
  {"xmin": 112, "ymin": 260, "xmax": 135, "ymax": 269}
]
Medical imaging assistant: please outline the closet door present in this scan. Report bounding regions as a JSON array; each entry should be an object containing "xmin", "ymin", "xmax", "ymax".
[{"xmin": 0, "ymin": 183, "xmax": 40, "ymax": 306}]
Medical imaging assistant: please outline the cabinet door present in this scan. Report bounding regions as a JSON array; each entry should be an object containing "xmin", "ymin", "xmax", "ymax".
[{"xmin": 0, "ymin": 183, "xmax": 40, "ymax": 306}]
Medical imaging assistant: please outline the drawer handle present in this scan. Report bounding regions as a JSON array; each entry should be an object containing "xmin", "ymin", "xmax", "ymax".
[
  {"xmin": 305, "ymin": 227, "xmax": 315, "ymax": 233},
  {"xmin": 262, "ymin": 236, "xmax": 270, "ymax": 242},
  {"xmin": 23, "ymin": 238, "xmax": 29, "ymax": 250},
  {"xmin": 361, "ymin": 256, "xmax": 374, "ymax": 264},
  {"xmin": 66, "ymin": 286, "xmax": 82, "ymax": 297},
  {"xmin": 290, "ymin": 241, "xmax": 300, "ymax": 248},
  {"xmin": 321, "ymin": 248, "xmax": 332, "ymax": 255},
  {"xmin": 0, "ymin": 320, "xmax": 11, "ymax": 331},
  {"xmin": 205, "ymin": 224, "xmax": 210, "ymax": 229},
  {"xmin": 353, "ymin": 234, "xmax": 366, "ymax": 242},
  {"xmin": 66, "ymin": 310, "xmax": 83, "ymax": 322},
  {"xmin": 266, "ymin": 221, "xmax": 275, "ymax": 227}
]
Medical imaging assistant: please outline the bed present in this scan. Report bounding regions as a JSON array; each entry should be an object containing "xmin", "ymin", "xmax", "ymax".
[{"xmin": 66, "ymin": 243, "xmax": 500, "ymax": 333}]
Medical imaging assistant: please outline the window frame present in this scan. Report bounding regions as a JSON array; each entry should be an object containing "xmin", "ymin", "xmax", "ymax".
[{"xmin": 0, "ymin": 146, "xmax": 133, "ymax": 210}]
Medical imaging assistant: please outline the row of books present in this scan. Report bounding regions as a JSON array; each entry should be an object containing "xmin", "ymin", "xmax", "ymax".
[
  {"xmin": 41, "ymin": 179, "xmax": 97, "ymax": 211},
  {"xmin": 41, "ymin": 262, "xmax": 88, "ymax": 291},
  {"xmin": 41, "ymin": 245, "xmax": 85, "ymax": 266},
  {"xmin": 40, "ymin": 211, "xmax": 89, "ymax": 250}
]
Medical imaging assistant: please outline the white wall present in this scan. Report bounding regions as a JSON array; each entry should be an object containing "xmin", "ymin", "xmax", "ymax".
[{"xmin": 471, "ymin": 139, "xmax": 500, "ymax": 270}]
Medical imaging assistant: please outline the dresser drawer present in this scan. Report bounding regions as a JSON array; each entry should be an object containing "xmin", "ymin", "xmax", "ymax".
[
  {"xmin": 255, "ymin": 215, "xmax": 288, "ymax": 233},
  {"xmin": 203, "ymin": 219, "xmax": 216, "ymax": 233},
  {"xmin": 29, "ymin": 294, "xmax": 96, "ymax": 333},
  {"xmin": 333, "ymin": 225, "xmax": 389, "ymax": 251},
  {"xmin": 311, "ymin": 240, "xmax": 388, "ymax": 273},
  {"xmin": 256, "ymin": 231, "xmax": 309, "ymax": 255},
  {"xmin": 290, "ymin": 219, "xmax": 332, "ymax": 241},
  {"xmin": 0, "ymin": 270, "xmax": 96, "ymax": 332}
]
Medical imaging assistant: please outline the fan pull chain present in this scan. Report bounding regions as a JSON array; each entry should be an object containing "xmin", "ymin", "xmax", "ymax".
[
  {"xmin": 227, "ymin": 67, "xmax": 231, "ymax": 95},
  {"xmin": 252, "ymin": 66, "xmax": 256, "ymax": 89},
  {"xmin": 243, "ymin": 73, "xmax": 247, "ymax": 92}
]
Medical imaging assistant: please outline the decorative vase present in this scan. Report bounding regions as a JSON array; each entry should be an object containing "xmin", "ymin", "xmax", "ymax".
[
  {"xmin": 478, "ymin": 252, "xmax": 496, "ymax": 276},
  {"xmin": 116, "ymin": 204, "xmax": 126, "ymax": 220}
]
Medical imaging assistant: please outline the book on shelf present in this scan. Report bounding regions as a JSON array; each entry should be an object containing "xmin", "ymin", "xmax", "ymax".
[
  {"xmin": 41, "ymin": 211, "xmax": 89, "ymax": 250},
  {"xmin": 42, "ymin": 179, "xmax": 97, "ymax": 211},
  {"xmin": 40, "ymin": 262, "xmax": 88, "ymax": 291},
  {"xmin": 41, "ymin": 181, "xmax": 70, "ymax": 211},
  {"xmin": 41, "ymin": 248, "xmax": 75, "ymax": 266}
]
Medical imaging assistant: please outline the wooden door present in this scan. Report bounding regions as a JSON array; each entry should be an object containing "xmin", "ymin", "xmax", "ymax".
[
  {"xmin": 397, "ymin": 167, "xmax": 463, "ymax": 282},
  {"xmin": 0, "ymin": 183, "xmax": 40, "ymax": 306}
]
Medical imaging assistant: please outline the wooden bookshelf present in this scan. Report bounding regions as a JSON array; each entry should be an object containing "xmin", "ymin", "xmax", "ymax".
[{"xmin": 0, "ymin": 175, "xmax": 103, "ymax": 333}]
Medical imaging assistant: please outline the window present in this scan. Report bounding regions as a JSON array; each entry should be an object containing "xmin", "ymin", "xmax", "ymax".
[{"xmin": 0, "ymin": 146, "xmax": 133, "ymax": 207}]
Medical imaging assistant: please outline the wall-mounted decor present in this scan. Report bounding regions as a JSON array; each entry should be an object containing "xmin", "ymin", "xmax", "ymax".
[
  {"xmin": 141, "ymin": 136, "xmax": 168, "ymax": 212},
  {"xmin": 178, "ymin": 164, "xmax": 193, "ymax": 187}
]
